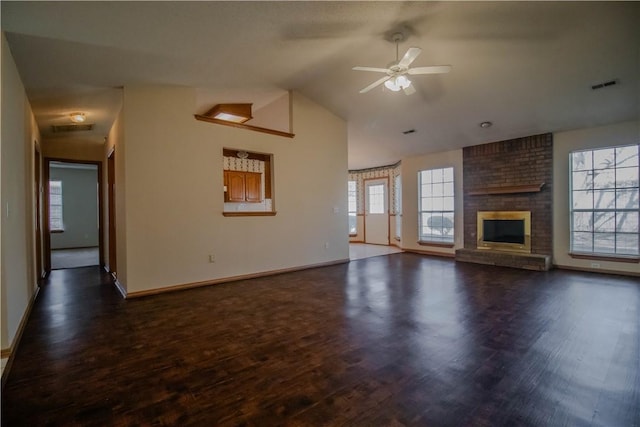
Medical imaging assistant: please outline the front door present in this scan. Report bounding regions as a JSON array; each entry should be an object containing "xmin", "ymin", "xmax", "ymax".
[{"xmin": 364, "ymin": 178, "xmax": 389, "ymax": 245}]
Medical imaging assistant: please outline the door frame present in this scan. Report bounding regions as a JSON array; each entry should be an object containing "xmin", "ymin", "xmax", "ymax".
[
  {"xmin": 34, "ymin": 144, "xmax": 44, "ymax": 281},
  {"xmin": 363, "ymin": 176, "xmax": 390, "ymax": 245},
  {"xmin": 43, "ymin": 157, "xmax": 104, "ymax": 273},
  {"xmin": 107, "ymin": 149, "xmax": 117, "ymax": 277}
]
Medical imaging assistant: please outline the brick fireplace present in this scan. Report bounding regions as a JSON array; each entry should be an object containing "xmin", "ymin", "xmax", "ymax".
[{"xmin": 456, "ymin": 133, "xmax": 553, "ymax": 270}]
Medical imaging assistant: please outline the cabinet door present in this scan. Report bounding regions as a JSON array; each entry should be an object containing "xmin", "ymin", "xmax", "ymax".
[
  {"xmin": 244, "ymin": 172, "xmax": 263, "ymax": 203},
  {"xmin": 227, "ymin": 171, "xmax": 246, "ymax": 202}
]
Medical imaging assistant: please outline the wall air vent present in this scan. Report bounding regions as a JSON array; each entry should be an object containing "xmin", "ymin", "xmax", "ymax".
[
  {"xmin": 51, "ymin": 124, "xmax": 94, "ymax": 133},
  {"xmin": 591, "ymin": 79, "xmax": 618, "ymax": 90}
]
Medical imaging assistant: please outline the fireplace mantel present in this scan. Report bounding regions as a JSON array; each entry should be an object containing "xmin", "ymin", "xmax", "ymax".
[{"xmin": 468, "ymin": 183, "xmax": 545, "ymax": 196}]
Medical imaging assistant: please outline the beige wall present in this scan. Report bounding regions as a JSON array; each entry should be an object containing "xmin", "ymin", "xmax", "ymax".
[
  {"xmin": 120, "ymin": 86, "xmax": 348, "ymax": 294},
  {"xmin": 247, "ymin": 92, "xmax": 290, "ymax": 132},
  {"xmin": 400, "ymin": 149, "xmax": 464, "ymax": 256},
  {"xmin": 1, "ymin": 33, "xmax": 40, "ymax": 350},
  {"xmin": 42, "ymin": 138, "xmax": 104, "ymax": 162},
  {"xmin": 553, "ymin": 120, "xmax": 640, "ymax": 275}
]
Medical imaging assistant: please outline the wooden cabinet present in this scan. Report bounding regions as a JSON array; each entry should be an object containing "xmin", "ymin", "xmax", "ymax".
[
  {"xmin": 244, "ymin": 172, "xmax": 262, "ymax": 202},
  {"xmin": 224, "ymin": 171, "xmax": 263, "ymax": 203},
  {"xmin": 226, "ymin": 171, "xmax": 246, "ymax": 202}
]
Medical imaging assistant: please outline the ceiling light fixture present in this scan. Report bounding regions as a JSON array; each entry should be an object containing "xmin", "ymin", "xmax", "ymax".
[
  {"xmin": 205, "ymin": 104, "xmax": 253, "ymax": 124},
  {"xmin": 69, "ymin": 112, "xmax": 86, "ymax": 123},
  {"xmin": 479, "ymin": 121, "xmax": 493, "ymax": 128},
  {"xmin": 384, "ymin": 75, "xmax": 412, "ymax": 92}
]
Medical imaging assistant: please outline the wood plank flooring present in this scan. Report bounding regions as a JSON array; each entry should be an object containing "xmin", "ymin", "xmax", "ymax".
[{"xmin": 2, "ymin": 254, "xmax": 639, "ymax": 426}]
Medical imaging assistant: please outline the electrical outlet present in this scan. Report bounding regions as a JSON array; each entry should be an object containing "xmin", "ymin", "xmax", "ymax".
[
  {"xmin": 209, "ymin": 254, "xmax": 216, "ymax": 263},
  {"xmin": 324, "ymin": 242, "xmax": 329, "ymax": 249},
  {"xmin": 590, "ymin": 262, "xmax": 600, "ymax": 268}
]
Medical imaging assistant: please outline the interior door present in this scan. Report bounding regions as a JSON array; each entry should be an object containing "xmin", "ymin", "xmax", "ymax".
[{"xmin": 364, "ymin": 178, "xmax": 389, "ymax": 245}]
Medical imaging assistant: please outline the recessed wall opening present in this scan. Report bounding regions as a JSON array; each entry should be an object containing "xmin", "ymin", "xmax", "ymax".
[{"xmin": 222, "ymin": 148, "xmax": 275, "ymax": 216}]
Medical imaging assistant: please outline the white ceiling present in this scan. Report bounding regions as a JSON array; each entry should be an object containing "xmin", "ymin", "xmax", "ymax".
[{"xmin": 2, "ymin": 1, "xmax": 639, "ymax": 169}]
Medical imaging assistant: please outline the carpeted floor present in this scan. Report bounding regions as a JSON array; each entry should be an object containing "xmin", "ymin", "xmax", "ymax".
[{"xmin": 51, "ymin": 247, "xmax": 99, "ymax": 269}]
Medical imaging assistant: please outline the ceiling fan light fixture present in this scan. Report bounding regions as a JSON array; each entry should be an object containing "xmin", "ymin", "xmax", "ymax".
[
  {"xmin": 396, "ymin": 75, "xmax": 410, "ymax": 88},
  {"xmin": 353, "ymin": 35, "xmax": 450, "ymax": 95},
  {"xmin": 384, "ymin": 76, "xmax": 411, "ymax": 92},
  {"xmin": 384, "ymin": 79, "xmax": 401, "ymax": 92},
  {"xmin": 69, "ymin": 112, "xmax": 86, "ymax": 123}
]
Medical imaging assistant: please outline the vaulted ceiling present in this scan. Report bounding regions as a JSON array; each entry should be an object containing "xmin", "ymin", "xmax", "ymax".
[{"xmin": 2, "ymin": 1, "xmax": 639, "ymax": 169}]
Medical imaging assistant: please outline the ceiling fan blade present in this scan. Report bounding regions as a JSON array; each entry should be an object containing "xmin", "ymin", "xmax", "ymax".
[
  {"xmin": 352, "ymin": 66, "xmax": 390, "ymax": 73},
  {"xmin": 398, "ymin": 47, "xmax": 422, "ymax": 67},
  {"xmin": 408, "ymin": 65, "xmax": 452, "ymax": 75},
  {"xmin": 360, "ymin": 76, "xmax": 391, "ymax": 93},
  {"xmin": 403, "ymin": 84, "xmax": 416, "ymax": 96}
]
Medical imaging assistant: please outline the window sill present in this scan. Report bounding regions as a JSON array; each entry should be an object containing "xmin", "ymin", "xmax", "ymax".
[
  {"xmin": 51, "ymin": 230, "xmax": 64, "ymax": 234},
  {"xmin": 223, "ymin": 211, "xmax": 277, "ymax": 217},
  {"xmin": 418, "ymin": 240, "xmax": 454, "ymax": 248},
  {"xmin": 569, "ymin": 252, "xmax": 639, "ymax": 263}
]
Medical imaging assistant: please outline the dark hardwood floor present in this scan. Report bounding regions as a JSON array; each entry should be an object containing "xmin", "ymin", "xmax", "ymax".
[{"xmin": 2, "ymin": 254, "xmax": 639, "ymax": 426}]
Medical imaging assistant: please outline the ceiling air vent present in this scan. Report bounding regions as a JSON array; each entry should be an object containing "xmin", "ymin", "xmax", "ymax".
[
  {"xmin": 51, "ymin": 124, "xmax": 94, "ymax": 133},
  {"xmin": 591, "ymin": 79, "xmax": 618, "ymax": 90}
]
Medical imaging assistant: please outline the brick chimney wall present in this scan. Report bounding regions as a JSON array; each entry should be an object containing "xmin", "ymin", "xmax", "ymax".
[{"xmin": 463, "ymin": 133, "xmax": 553, "ymax": 255}]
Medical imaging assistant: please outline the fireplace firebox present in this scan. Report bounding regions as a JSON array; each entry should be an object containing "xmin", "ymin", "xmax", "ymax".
[{"xmin": 477, "ymin": 211, "xmax": 531, "ymax": 253}]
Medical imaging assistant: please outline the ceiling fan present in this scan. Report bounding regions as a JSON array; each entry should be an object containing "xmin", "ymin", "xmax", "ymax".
[{"xmin": 353, "ymin": 33, "xmax": 451, "ymax": 95}]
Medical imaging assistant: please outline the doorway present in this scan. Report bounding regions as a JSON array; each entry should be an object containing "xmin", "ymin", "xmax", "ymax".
[
  {"xmin": 364, "ymin": 177, "xmax": 389, "ymax": 245},
  {"xmin": 44, "ymin": 159, "xmax": 103, "ymax": 271}
]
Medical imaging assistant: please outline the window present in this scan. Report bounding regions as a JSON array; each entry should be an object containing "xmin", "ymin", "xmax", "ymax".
[
  {"xmin": 368, "ymin": 184, "xmax": 385, "ymax": 214},
  {"xmin": 419, "ymin": 167, "xmax": 454, "ymax": 243},
  {"xmin": 49, "ymin": 180, "xmax": 63, "ymax": 231},
  {"xmin": 348, "ymin": 180, "xmax": 357, "ymax": 235},
  {"xmin": 570, "ymin": 144, "xmax": 639, "ymax": 256}
]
